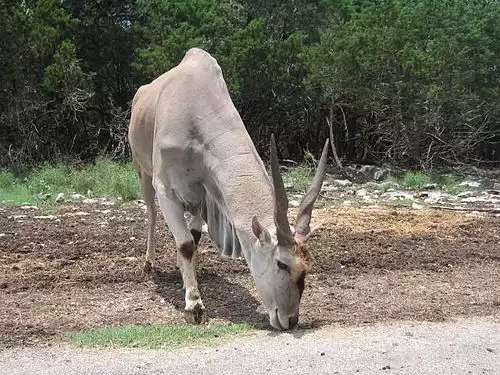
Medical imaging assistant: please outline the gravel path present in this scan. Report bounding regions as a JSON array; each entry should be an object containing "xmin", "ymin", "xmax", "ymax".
[{"xmin": 1, "ymin": 316, "xmax": 499, "ymax": 375}]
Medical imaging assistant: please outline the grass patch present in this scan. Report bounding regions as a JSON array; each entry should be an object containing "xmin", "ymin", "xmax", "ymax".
[
  {"xmin": 68, "ymin": 323, "xmax": 254, "ymax": 349},
  {"xmin": 0, "ymin": 156, "xmax": 140, "ymax": 206},
  {"xmin": 282, "ymin": 163, "xmax": 315, "ymax": 192},
  {"xmin": 391, "ymin": 170, "xmax": 463, "ymax": 190}
]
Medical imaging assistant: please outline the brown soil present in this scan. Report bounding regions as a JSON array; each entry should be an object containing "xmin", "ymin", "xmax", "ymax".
[{"xmin": 1, "ymin": 203, "xmax": 499, "ymax": 348}]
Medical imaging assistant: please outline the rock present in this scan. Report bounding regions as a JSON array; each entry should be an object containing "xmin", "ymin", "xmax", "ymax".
[
  {"xmin": 461, "ymin": 196, "xmax": 490, "ymax": 203},
  {"xmin": 8, "ymin": 215, "xmax": 26, "ymax": 220},
  {"xmin": 342, "ymin": 200, "xmax": 353, "ymax": 206},
  {"xmin": 70, "ymin": 193, "xmax": 86, "ymax": 200},
  {"xmin": 362, "ymin": 197, "xmax": 375, "ymax": 204},
  {"xmin": 20, "ymin": 205, "xmax": 38, "ymax": 210},
  {"xmin": 356, "ymin": 188, "xmax": 368, "ymax": 197},
  {"xmin": 412, "ymin": 203, "xmax": 424, "ymax": 210},
  {"xmin": 55, "ymin": 193, "xmax": 65, "ymax": 202},
  {"xmin": 363, "ymin": 181, "xmax": 381, "ymax": 190},
  {"xmin": 321, "ymin": 185, "xmax": 338, "ymax": 192},
  {"xmin": 33, "ymin": 215, "xmax": 58, "ymax": 220},
  {"xmin": 82, "ymin": 198, "xmax": 98, "ymax": 204},
  {"xmin": 333, "ymin": 179, "xmax": 353, "ymax": 187},
  {"xmin": 351, "ymin": 164, "xmax": 393, "ymax": 182},
  {"xmin": 423, "ymin": 191, "xmax": 444, "ymax": 204},
  {"xmin": 382, "ymin": 191, "xmax": 415, "ymax": 200},
  {"xmin": 374, "ymin": 168, "xmax": 390, "ymax": 181},
  {"xmin": 457, "ymin": 191, "xmax": 476, "ymax": 198},
  {"xmin": 459, "ymin": 181, "xmax": 481, "ymax": 188},
  {"xmin": 494, "ymin": 182, "xmax": 500, "ymax": 190},
  {"xmin": 289, "ymin": 199, "xmax": 300, "ymax": 207},
  {"xmin": 422, "ymin": 183, "xmax": 438, "ymax": 190},
  {"xmin": 359, "ymin": 165, "xmax": 377, "ymax": 175},
  {"xmin": 99, "ymin": 199, "xmax": 115, "ymax": 206}
]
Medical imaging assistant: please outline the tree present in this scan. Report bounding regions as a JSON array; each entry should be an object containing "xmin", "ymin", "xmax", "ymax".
[{"xmin": 307, "ymin": 0, "xmax": 500, "ymax": 168}]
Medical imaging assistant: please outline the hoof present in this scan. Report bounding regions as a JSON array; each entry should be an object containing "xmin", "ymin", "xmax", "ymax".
[
  {"xmin": 143, "ymin": 260, "xmax": 153, "ymax": 274},
  {"xmin": 184, "ymin": 303, "xmax": 208, "ymax": 324}
]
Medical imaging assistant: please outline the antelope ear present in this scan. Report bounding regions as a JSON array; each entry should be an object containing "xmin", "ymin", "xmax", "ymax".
[{"xmin": 252, "ymin": 216, "xmax": 271, "ymax": 245}]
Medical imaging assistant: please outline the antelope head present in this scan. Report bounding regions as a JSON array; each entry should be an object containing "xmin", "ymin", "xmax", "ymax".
[{"xmin": 251, "ymin": 134, "xmax": 329, "ymax": 330}]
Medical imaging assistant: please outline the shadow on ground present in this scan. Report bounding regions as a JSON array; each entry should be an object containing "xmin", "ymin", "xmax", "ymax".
[{"xmin": 152, "ymin": 268, "xmax": 268, "ymax": 327}]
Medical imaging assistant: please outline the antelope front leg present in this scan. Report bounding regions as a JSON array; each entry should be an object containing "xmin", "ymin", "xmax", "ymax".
[
  {"xmin": 177, "ymin": 239, "xmax": 206, "ymax": 324},
  {"xmin": 155, "ymin": 185, "xmax": 207, "ymax": 324}
]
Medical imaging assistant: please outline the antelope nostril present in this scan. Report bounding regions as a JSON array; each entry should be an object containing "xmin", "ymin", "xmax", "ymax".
[{"xmin": 289, "ymin": 316, "xmax": 298, "ymax": 329}]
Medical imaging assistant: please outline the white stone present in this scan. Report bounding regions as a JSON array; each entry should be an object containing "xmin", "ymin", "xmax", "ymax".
[
  {"xmin": 333, "ymin": 179, "xmax": 353, "ymax": 187},
  {"xmin": 34, "ymin": 215, "xmax": 58, "ymax": 220},
  {"xmin": 20, "ymin": 205, "xmax": 38, "ymax": 210},
  {"xmin": 422, "ymin": 183, "xmax": 438, "ymax": 190},
  {"xmin": 461, "ymin": 197, "xmax": 490, "ymax": 203},
  {"xmin": 423, "ymin": 191, "xmax": 443, "ymax": 203},
  {"xmin": 8, "ymin": 215, "xmax": 26, "ymax": 220},
  {"xmin": 356, "ymin": 188, "xmax": 368, "ymax": 197},
  {"xmin": 382, "ymin": 191, "xmax": 415, "ymax": 200},
  {"xmin": 459, "ymin": 181, "xmax": 481, "ymax": 188},
  {"xmin": 457, "ymin": 191, "xmax": 476, "ymax": 198}
]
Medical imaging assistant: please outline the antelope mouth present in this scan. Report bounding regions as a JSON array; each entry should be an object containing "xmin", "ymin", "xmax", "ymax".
[{"xmin": 271, "ymin": 308, "xmax": 286, "ymax": 331}]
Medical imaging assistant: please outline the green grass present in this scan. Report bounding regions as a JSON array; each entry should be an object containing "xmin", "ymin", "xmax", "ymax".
[
  {"xmin": 0, "ymin": 156, "xmax": 140, "ymax": 206},
  {"xmin": 391, "ymin": 170, "xmax": 463, "ymax": 190},
  {"xmin": 282, "ymin": 163, "xmax": 315, "ymax": 192},
  {"xmin": 68, "ymin": 323, "xmax": 254, "ymax": 349}
]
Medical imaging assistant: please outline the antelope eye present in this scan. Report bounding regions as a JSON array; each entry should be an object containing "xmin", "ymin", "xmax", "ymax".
[{"xmin": 277, "ymin": 260, "xmax": 290, "ymax": 272}]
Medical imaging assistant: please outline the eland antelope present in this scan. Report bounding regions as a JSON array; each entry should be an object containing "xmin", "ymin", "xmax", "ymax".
[{"xmin": 128, "ymin": 48, "xmax": 329, "ymax": 330}]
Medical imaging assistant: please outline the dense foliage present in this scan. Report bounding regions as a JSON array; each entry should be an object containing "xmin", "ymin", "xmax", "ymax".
[{"xmin": 1, "ymin": 0, "xmax": 499, "ymax": 169}]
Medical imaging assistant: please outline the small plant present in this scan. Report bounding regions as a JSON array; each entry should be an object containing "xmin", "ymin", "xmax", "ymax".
[
  {"xmin": 391, "ymin": 171, "xmax": 463, "ymax": 190},
  {"xmin": 400, "ymin": 171, "xmax": 432, "ymax": 189},
  {"xmin": 282, "ymin": 163, "xmax": 315, "ymax": 192}
]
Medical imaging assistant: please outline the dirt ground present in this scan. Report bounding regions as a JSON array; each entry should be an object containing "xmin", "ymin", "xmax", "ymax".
[{"xmin": 1, "ymin": 202, "xmax": 499, "ymax": 348}]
